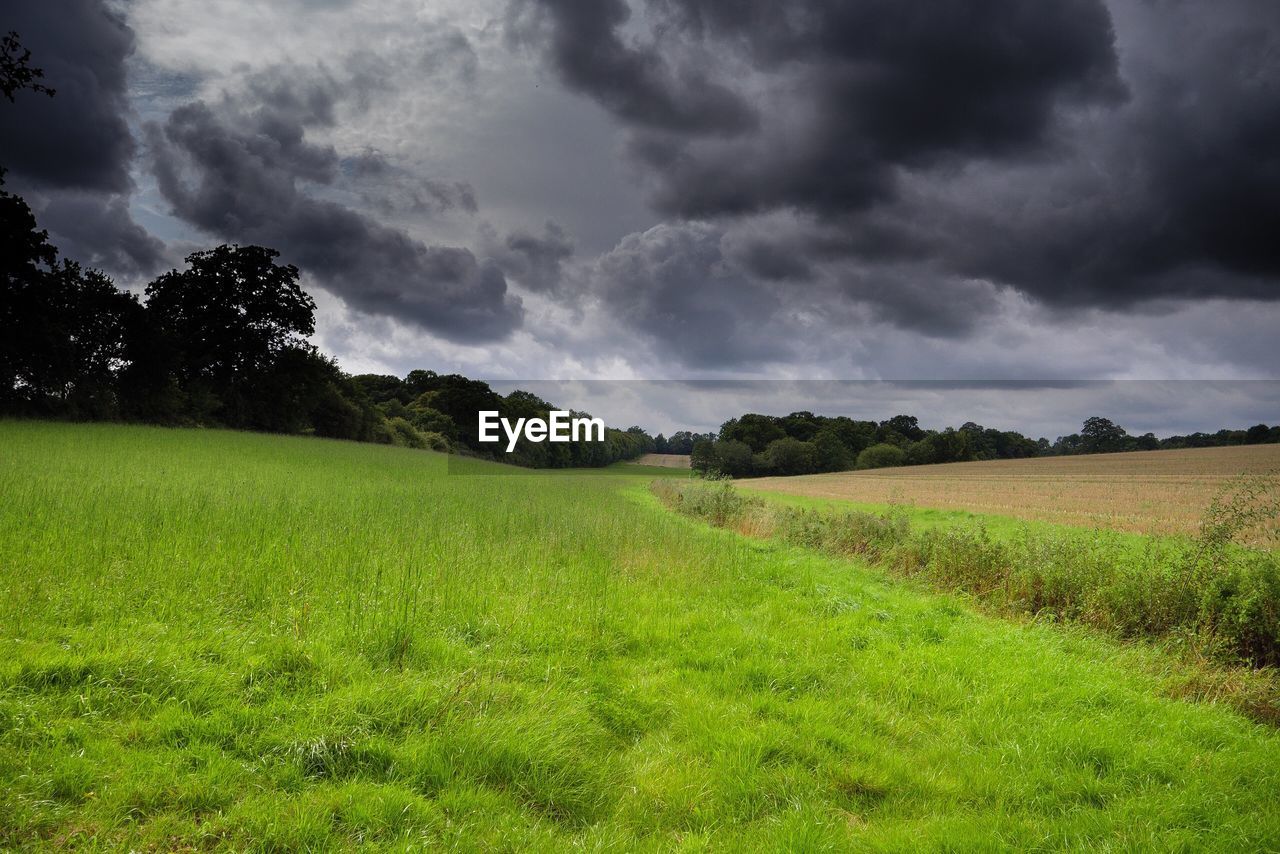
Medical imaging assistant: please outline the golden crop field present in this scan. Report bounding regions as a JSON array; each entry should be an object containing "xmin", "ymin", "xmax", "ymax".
[
  {"xmin": 746, "ymin": 444, "xmax": 1280, "ymax": 539},
  {"xmin": 628, "ymin": 452, "xmax": 693, "ymax": 468}
]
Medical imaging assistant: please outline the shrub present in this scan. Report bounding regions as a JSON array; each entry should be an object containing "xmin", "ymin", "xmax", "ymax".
[
  {"xmin": 386, "ymin": 417, "xmax": 427, "ymax": 449},
  {"xmin": 418, "ymin": 430, "xmax": 451, "ymax": 453},
  {"xmin": 857, "ymin": 443, "xmax": 906, "ymax": 470}
]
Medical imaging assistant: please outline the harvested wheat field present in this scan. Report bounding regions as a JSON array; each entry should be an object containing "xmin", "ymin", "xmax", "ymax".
[
  {"xmin": 628, "ymin": 452, "xmax": 693, "ymax": 468},
  {"xmin": 746, "ymin": 444, "xmax": 1280, "ymax": 540}
]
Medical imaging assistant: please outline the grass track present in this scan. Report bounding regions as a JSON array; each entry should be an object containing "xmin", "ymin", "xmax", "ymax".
[{"xmin": 2, "ymin": 422, "xmax": 1279, "ymax": 850}]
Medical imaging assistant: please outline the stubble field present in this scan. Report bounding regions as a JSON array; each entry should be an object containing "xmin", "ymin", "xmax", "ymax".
[
  {"xmin": 627, "ymin": 454, "xmax": 693, "ymax": 469},
  {"xmin": 746, "ymin": 445, "xmax": 1280, "ymax": 541}
]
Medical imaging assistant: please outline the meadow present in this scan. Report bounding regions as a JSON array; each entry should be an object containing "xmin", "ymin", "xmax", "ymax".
[
  {"xmin": 3, "ymin": 421, "xmax": 1280, "ymax": 850},
  {"xmin": 746, "ymin": 445, "xmax": 1280, "ymax": 541}
]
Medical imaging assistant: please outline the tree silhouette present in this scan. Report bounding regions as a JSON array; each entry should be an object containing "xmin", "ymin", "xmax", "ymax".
[
  {"xmin": 1080, "ymin": 416, "xmax": 1129, "ymax": 454},
  {"xmin": 1, "ymin": 31, "xmax": 55, "ymax": 102},
  {"xmin": 0, "ymin": 176, "xmax": 59, "ymax": 409},
  {"xmin": 144, "ymin": 245, "xmax": 316, "ymax": 424}
]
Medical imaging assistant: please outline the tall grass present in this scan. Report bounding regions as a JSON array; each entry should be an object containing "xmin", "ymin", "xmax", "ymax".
[
  {"xmin": 653, "ymin": 478, "xmax": 1280, "ymax": 712},
  {"xmin": 3, "ymin": 422, "xmax": 1280, "ymax": 849}
]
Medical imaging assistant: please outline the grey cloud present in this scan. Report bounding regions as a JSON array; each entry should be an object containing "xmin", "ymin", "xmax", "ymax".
[
  {"xmin": 515, "ymin": 0, "xmax": 1280, "ymax": 333},
  {"xmin": 35, "ymin": 192, "xmax": 166, "ymax": 278},
  {"xmin": 340, "ymin": 151, "xmax": 478, "ymax": 217},
  {"xmin": 885, "ymin": 0, "xmax": 1280, "ymax": 310},
  {"xmin": 585, "ymin": 214, "xmax": 1004, "ymax": 364},
  {"xmin": 507, "ymin": 0, "xmax": 757, "ymax": 134},
  {"xmin": 0, "ymin": 0, "xmax": 164, "ymax": 277},
  {"xmin": 492, "ymin": 221, "xmax": 574, "ymax": 293},
  {"xmin": 149, "ymin": 71, "xmax": 522, "ymax": 343},
  {"xmin": 416, "ymin": 24, "xmax": 480, "ymax": 83},
  {"xmin": 0, "ymin": 0, "xmax": 136, "ymax": 192},
  {"xmin": 591, "ymin": 222, "xmax": 796, "ymax": 368},
  {"xmin": 517, "ymin": 0, "xmax": 1122, "ymax": 218}
]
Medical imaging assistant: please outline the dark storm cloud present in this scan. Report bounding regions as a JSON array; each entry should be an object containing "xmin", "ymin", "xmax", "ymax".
[
  {"xmin": 507, "ymin": 0, "xmax": 757, "ymax": 134},
  {"xmin": 833, "ymin": 3, "xmax": 1280, "ymax": 312},
  {"xmin": 36, "ymin": 192, "xmax": 166, "ymax": 278},
  {"xmin": 588, "ymin": 222, "xmax": 1001, "ymax": 363},
  {"xmin": 0, "ymin": 0, "xmax": 135, "ymax": 191},
  {"xmin": 148, "ymin": 70, "xmax": 523, "ymax": 343},
  {"xmin": 516, "ymin": 0, "xmax": 1123, "ymax": 217},
  {"xmin": 515, "ymin": 0, "xmax": 1280, "ymax": 338},
  {"xmin": 0, "ymin": 0, "xmax": 164, "ymax": 276}
]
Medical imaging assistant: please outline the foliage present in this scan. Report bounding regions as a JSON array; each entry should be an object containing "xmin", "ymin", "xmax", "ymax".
[
  {"xmin": 693, "ymin": 407, "xmax": 1280, "ymax": 479},
  {"xmin": 856, "ymin": 443, "xmax": 906, "ymax": 470}
]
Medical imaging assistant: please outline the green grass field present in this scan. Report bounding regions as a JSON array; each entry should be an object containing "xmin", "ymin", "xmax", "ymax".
[{"xmin": 3, "ymin": 421, "xmax": 1280, "ymax": 850}]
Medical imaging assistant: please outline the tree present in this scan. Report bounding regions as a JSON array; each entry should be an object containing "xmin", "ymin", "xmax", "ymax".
[
  {"xmin": 879, "ymin": 415, "xmax": 926, "ymax": 444},
  {"xmin": 1245, "ymin": 424, "xmax": 1271, "ymax": 445},
  {"xmin": 350, "ymin": 374, "xmax": 407, "ymax": 405},
  {"xmin": 144, "ymin": 245, "xmax": 315, "ymax": 425},
  {"xmin": 825, "ymin": 417, "xmax": 877, "ymax": 457},
  {"xmin": 691, "ymin": 438, "xmax": 717, "ymax": 474},
  {"xmin": 719, "ymin": 414, "xmax": 786, "ymax": 453},
  {"xmin": 42, "ymin": 262, "xmax": 141, "ymax": 418},
  {"xmin": 2, "ymin": 256, "xmax": 139, "ymax": 417},
  {"xmin": 1080, "ymin": 416, "xmax": 1128, "ymax": 454},
  {"xmin": 764, "ymin": 437, "xmax": 816, "ymax": 476},
  {"xmin": 713, "ymin": 440, "xmax": 755, "ymax": 477},
  {"xmin": 0, "ymin": 178, "xmax": 58, "ymax": 410},
  {"xmin": 664, "ymin": 430, "xmax": 699, "ymax": 455},
  {"xmin": 780, "ymin": 411, "xmax": 820, "ymax": 441},
  {"xmin": 812, "ymin": 427, "xmax": 853, "ymax": 472}
]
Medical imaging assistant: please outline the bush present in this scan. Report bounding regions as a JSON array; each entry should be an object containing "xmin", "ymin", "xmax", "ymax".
[
  {"xmin": 386, "ymin": 417, "xmax": 428, "ymax": 449},
  {"xmin": 419, "ymin": 430, "xmax": 451, "ymax": 453},
  {"xmin": 856, "ymin": 443, "xmax": 906, "ymax": 469},
  {"xmin": 652, "ymin": 479, "xmax": 758, "ymax": 527}
]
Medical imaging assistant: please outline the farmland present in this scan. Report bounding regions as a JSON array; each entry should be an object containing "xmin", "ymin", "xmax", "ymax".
[
  {"xmin": 746, "ymin": 445, "xmax": 1280, "ymax": 541},
  {"xmin": 626, "ymin": 453, "xmax": 693, "ymax": 469},
  {"xmin": 3, "ymin": 422, "xmax": 1280, "ymax": 850}
]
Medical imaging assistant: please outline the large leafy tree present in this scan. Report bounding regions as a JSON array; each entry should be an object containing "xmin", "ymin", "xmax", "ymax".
[
  {"xmin": 145, "ymin": 245, "xmax": 316, "ymax": 425},
  {"xmin": 0, "ymin": 177, "xmax": 58, "ymax": 409},
  {"xmin": 34, "ymin": 261, "xmax": 141, "ymax": 417},
  {"xmin": 0, "ymin": 179, "xmax": 136, "ymax": 417},
  {"xmin": 719, "ymin": 414, "xmax": 786, "ymax": 453},
  {"xmin": 1080, "ymin": 416, "xmax": 1129, "ymax": 454}
]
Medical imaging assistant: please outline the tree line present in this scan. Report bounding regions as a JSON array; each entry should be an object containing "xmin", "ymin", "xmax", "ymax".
[
  {"xmin": 691, "ymin": 412, "xmax": 1280, "ymax": 478},
  {"xmin": 0, "ymin": 201, "xmax": 653, "ymax": 465},
  {"xmin": 0, "ymin": 32, "xmax": 652, "ymax": 467},
  {"xmin": 652, "ymin": 431, "xmax": 717, "ymax": 455}
]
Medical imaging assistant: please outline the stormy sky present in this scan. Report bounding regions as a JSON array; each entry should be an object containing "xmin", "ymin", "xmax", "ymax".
[{"xmin": 1, "ymin": 0, "xmax": 1277, "ymax": 436}]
